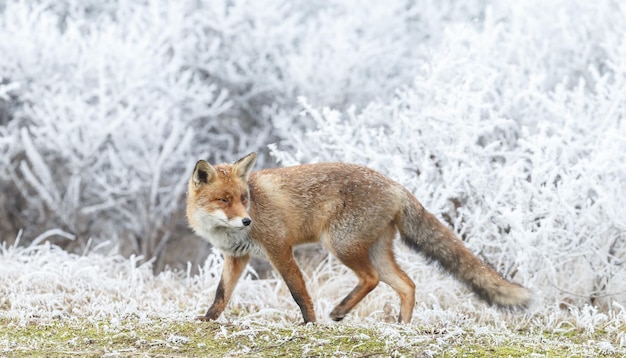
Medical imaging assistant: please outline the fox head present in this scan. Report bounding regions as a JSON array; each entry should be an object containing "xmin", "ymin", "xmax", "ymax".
[{"xmin": 186, "ymin": 153, "xmax": 257, "ymax": 237}]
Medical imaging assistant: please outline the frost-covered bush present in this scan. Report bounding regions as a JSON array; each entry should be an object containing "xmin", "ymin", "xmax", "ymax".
[
  {"xmin": 0, "ymin": 0, "xmax": 461, "ymax": 268},
  {"xmin": 271, "ymin": 0, "xmax": 626, "ymax": 310},
  {"xmin": 0, "ymin": 0, "xmax": 239, "ymax": 268}
]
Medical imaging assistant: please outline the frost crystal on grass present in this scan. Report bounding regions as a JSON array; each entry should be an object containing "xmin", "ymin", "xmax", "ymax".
[
  {"xmin": 167, "ymin": 335, "xmax": 190, "ymax": 345},
  {"xmin": 597, "ymin": 341, "xmax": 616, "ymax": 355}
]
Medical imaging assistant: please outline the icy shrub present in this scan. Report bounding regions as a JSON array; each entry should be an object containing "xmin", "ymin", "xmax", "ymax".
[
  {"xmin": 0, "ymin": 1, "xmax": 250, "ymax": 267},
  {"xmin": 271, "ymin": 0, "xmax": 626, "ymax": 310},
  {"xmin": 0, "ymin": 0, "xmax": 479, "ymax": 268}
]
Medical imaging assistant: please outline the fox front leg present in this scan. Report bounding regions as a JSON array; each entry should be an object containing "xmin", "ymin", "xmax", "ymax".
[
  {"xmin": 199, "ymin": 254, "xmax": 250, "ymax": 321},
  {"xmin": 266, "ymin": 247, "xmax": 317, "ymax": 324}
]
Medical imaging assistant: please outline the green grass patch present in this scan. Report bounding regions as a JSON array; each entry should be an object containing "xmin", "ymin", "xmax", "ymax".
[{"xmin": 1, "ymin": 317, "xmax": 624, "ymax": 357}]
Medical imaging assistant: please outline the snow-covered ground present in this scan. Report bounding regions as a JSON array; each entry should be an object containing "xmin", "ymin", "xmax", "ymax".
[{"xmin": 0, "ymin": 0, "xmax": 625, "ymax": 341}]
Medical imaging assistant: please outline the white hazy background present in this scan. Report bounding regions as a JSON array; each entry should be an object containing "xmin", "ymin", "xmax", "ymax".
[{"xmin": 1, "ymin": 0, "xmax": 625, "ymax": 333}]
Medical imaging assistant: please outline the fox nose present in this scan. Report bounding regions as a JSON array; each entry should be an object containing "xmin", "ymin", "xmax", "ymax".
[{"xmin": 242, "ymin": 218, "xmax": 252, "ymax": 226}]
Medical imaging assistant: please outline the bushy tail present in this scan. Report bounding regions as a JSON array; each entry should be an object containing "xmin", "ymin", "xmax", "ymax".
[{"xmin": 398, "ymin": 193, "xmax": 531, "ymax": 308}]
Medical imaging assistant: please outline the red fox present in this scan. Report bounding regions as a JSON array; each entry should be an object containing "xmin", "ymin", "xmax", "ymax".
[{"xmin": 186, "ymin": 153, "xmax": 531, "ymax": 324}]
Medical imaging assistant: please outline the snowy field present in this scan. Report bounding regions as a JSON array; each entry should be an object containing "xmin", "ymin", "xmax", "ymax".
[{"xmin": 1, "ymin": 0, "xmax": 625, "ymax": 355}]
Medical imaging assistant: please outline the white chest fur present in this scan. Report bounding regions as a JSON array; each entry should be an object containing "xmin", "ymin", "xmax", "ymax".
[
  {"xmin": 204, "ymin": 227, "xmax": 263, "ymax": 257},
  {"xmin": 191, "ymin": 210, "xmax": 263, "ymax": 257}
]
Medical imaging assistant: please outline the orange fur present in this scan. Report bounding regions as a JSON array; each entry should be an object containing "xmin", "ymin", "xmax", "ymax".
[{"xmin": 186, "ymin": 153, "xmax": 531, "ymax": 324}]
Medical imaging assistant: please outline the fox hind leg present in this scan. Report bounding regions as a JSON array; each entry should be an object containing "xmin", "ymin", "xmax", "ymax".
[
  {"xmin": 369, "ymin": 225, "xmax": 416, "ymax": 323},
  {"xmin": 327, "ymin": 239, "xmax": 380, "ymax": 321}
]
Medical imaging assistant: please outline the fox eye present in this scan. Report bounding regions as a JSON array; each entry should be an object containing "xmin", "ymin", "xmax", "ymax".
[
  {"xmin": 241, "ymin": 194, "xmax": 248, "ymax": 203},
  {"xmin": 219, "ymin": 198, "xmax": 230, "ymax": 204}
]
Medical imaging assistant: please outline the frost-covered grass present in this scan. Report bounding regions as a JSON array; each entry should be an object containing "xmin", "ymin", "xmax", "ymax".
[
  {"xmin": 2, "ymin": 318, "xmax": 623, "ymax": 357},
  {"xmin": 1, "ymin": 0, "xmax": 626, "ymax": 354},
  {"xmin": 1, "ymin": 243, "xmax": 625, "ymax": 356}
]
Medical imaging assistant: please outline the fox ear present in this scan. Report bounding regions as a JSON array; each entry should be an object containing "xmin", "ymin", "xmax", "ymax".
[
  {"xmin": 233, "ymin": 152, "xmax": 257, "ymax": 181},
  {"xmin": 192, "ymin": 160, "xmax": 216, "ymax": 187}
]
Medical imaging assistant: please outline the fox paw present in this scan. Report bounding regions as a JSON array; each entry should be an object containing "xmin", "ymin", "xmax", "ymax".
[
  {"xmin": 329, "ymin": 308, "xmax": 347, "ymax": 322},
  {"xmin": 197, "ymin": 312, "xmax": 219, "ymax": 321}
]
